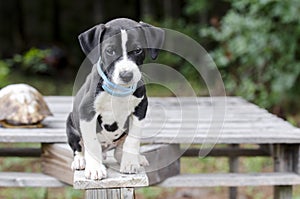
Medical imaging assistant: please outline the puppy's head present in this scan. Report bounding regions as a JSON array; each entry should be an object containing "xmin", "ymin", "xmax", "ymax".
[{"xmin": 78, "ymin": 18, "xmax": 164, "ymax": 87}]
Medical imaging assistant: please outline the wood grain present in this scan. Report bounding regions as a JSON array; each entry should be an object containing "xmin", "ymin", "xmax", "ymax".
[
  {"xmin": 42, "ymin": 143, "xmax": 180, "ymax": 186},
  {"xmin": 0, "ymin": 172, "xmax": 65, "ymax": 187},
  {"xmin": 1, "ymin": 96, "xmax": 299, "ymax": 144},
  {"xmin": 158, "ymin": 172, "xmax": 300, "ymax": 187}
]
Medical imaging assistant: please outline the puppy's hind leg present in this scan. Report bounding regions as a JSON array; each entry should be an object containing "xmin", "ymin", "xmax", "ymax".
[
  {"xmin": 114, "ymin": 135, "xmax": 149, "ymax": 167},
  {"xmin": 66, "ymin": 113, "xmax": 86, "ymax": 170}
]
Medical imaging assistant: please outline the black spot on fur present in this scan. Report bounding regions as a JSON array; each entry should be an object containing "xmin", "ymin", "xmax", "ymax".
[
  {"xmin": 95, "ymin": 80, "xmax": 104, "ymax": 96},
  {"xmin": 104, "ymin": 122, "xmax": 118, "ymax": 132},
  {"xmin": 66, "ymin": 113, "xmax": 82, "ymax": 155},
  {"xmin": 96, "ymin": 115, "xmax": 103, "ymax": 132},
  {"xmin": 123, "ymin": 116, "xmax": 130, "ymax": 133},
  {"xmin": 113, "ymin": 132, "xmax": 126, "ymax": 142},
  {"xmin": 133, "ymin": 95, "xmax": 148, "ymax": 120}
]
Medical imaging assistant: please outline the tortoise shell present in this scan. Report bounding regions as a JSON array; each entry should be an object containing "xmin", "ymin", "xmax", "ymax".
[{"xmin": 0, "ymin": 84, "xmax": 52, "ymax": 127}]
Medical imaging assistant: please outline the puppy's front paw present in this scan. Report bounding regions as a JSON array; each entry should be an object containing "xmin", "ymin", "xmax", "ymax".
[
  {"xmin": 71, "ymin": 152, "xmax": 86, "ymax": 171},
  {"xmin": 120, "ymin": 152, "xmax": 141, "ymax": 174},
  {"xmin": 85, "ymin": 164, "xmax": 107, "ymax": 180}
]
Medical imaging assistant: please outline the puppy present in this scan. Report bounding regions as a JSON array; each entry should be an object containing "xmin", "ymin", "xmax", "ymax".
[{"xmin": 66, "ymin": 18, "xmax": 164, "ymax": 180}]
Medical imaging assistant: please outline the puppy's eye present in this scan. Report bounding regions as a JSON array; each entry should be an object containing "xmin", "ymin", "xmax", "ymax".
[
  {"xmin": 106, "ymin": 47, "xmax": 115, "ymax": 56},
  {"xmin": 133, "ymin": 47, "xmax": 143, "ymax": 55}
]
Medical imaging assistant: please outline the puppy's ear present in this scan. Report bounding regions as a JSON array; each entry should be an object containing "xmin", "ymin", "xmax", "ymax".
[
  {"xmin": 139, "ymin": 21, "xmax": 164, "ymax": 60},
  {"xmin": 78, "ymin": 24, "xmax": 106, "ymax": 63}
]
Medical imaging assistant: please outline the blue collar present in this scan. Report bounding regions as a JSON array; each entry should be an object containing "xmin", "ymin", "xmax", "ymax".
[{"xmin": 96, "ymin": 60, "xmax": 137, "ymax": 97}]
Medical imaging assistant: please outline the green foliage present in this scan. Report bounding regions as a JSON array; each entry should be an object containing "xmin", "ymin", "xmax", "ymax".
[
  {"xmin": 0, "ymin": 48, "xmax": 52, "ymax": 87},
  {"xmin": 200, "ymin": 0, "xmax": 300, "ymax": 108},
  {"xmin": 13, "ymin": 48, "xmax": 52, "ymax": 74},
  {"xmin": 142, "ymin": 17, "xmax": 206, "ymax": 95},
  {"xmin": 184, "ymin": 0, "xmax": 211, "ymax": 16},
  {"xmin": 0, "ymin": 60, "xmax": 9, "ymax": 87}
]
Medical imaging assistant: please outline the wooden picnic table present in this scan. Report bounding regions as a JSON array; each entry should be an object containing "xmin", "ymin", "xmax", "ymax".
[{"xmin": 0, "ymin": 96, "xmax": 300, "ymax": 199}]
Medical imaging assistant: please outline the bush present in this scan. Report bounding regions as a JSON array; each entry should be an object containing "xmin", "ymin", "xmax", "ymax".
[
  {"xmin": 201, "ymin": 0, "xmax": 300, "ymax": 108},
  {"xmin": 0, "ymin": 60, "xmax": 9, "ymax": 87}
]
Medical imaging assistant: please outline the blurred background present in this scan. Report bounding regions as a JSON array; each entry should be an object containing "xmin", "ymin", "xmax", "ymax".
[{"xmin": 0, "ymin": 0, "xmax": 300, "ymax": 198}]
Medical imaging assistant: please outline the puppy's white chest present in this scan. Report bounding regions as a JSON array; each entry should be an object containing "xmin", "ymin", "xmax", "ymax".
[
  {"xmin": 94, "ymin": 92, "xmax": 142, "ymax": 118},
  {"xmin": 94, "ymin": 92, "xmax": 142, "ymax": 145}
]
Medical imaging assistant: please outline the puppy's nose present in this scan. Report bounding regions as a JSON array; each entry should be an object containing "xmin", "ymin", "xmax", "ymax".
[{"xmin": 119, "ymin": 71, "xmax": 133, "ymax": 82}]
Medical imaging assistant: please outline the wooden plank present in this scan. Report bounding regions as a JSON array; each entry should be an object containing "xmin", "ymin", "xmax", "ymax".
[
  {"xmin": 158, "ymin": 172, "xmax": 300, "ymax": 187},
  {"xmin": 74, "ymin": 167, "xmax": 148, "ymax": 189},
  {"xmin": 0, "ymin": 172, "xmax": 65, "ymax": 187},
  {"xmin": 141, "ymin": 130, "xmax": 300, "ymax": 144},
  {"xmin": 46, "ymin": 103, "xmax": 267, "ymax": 112},
  {"xmin": 0, "ymin": 129, "xmax": 67, "ymax": 143},
  {"xmin": 44, "ymin": 96, "xmax": 241, "ymax": 101},
  {"xmin": 45, "ymin": 97, "xmax": 267, "ymax": 114},
  {"xmin": 85, "ymin": 188, "xmax": 134, "ymax": 199},
  {"xmin": 182, "ymin": 148, "xmax": 270, "ymax": 157},
  {"xmin": 46, "ymin": 106, "xmax": 265, "ymax": 115},
  {"xmin": 44, "ymin": 96, "xmax": 248, "ymax": 108},
  {"xmin": 42, "ymin": 117, "xmax": 292, "ymax": 128},
  {"xmin": 40, "ymin": 121, "xmax": 293, "ymax": 131},
  {"xmin": 44, "ymin": 96, "xmax": 245, "ymax": 105},
  {"xmin": 1, "ymin": 129, "xmax": 300, "ymax": 144},
  {"xmin": 0, "ymin": 147, "xmax": 41, "ymax": 157},
  {"xmin": 41, "ymin": 143, "xmax": 73, "ymax": 185},
  {"xmin": 42, "ymin": 143, "xmax": 180, "ymax": 186},
  {"xmin": 46, "ymin": 102, "xmax": 264, "ymax": 111},
  {"xmin": 0, "ymin": 95, "xmax": 298, "ymax": 144},
  {"xmin": 141, "ymin": 144, "xmax": 180, "ymax": 185}
]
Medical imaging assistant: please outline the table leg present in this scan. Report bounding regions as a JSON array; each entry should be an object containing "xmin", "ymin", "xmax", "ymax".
[
  {"xmin": 229, "ymin": 144, "xmax": 239, "ymax": 199},
  {"xmin": 273, "ymin": 144, "xmax": 300, "ymax": 199},
  {"xmin": 274, "ymin": 186, "xmax": 292, "ymax": 199},
  {"xmin": 85, "ymin": 188, "xmax": 135, "ymax": 199}
]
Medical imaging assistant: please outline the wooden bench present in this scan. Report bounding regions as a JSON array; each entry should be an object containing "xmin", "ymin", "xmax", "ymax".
[{"xmin": 0, "ymin": 96, "xmax": 300, "ymax": 199}]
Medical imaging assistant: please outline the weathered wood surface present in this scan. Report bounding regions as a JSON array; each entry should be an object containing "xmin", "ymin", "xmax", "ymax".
[
  {"xmin": 0, "ymin": 172, "xmax": 65, "ymax": 187},
  {"xmin": 182, "ymin": 147, "xmax": 270, "ymax": 157},
  {"xmin": 274, "ymin": 186, "xmax": 292, "ymax": 199},
  {"xmin": 229, "ymin": 144, "xmax": 239, "ymax": 199},
  {"xmin": 42, "ymin": 143, "xmax": 74, "ymax": 184},
  {"xmin": 74, "ymin": 165, "xmax": 148, "ymax": 189},
  {"xmin": 0, "ymin": 147, "xmax": 41, "ymax": 157},
  {"xmin": 158, "ymin": 172, "xmax": 300, "ymax": 187},
  {"xmin": 0, "ymin": 96, "xmax": 299, "ymax": 144},
  {"xmin": 85, "ymin": 188, "xmax": 135, "ymax": 199},
  {"xmin": 42, "ymin": 143, "xmax": 180, "ymax": 186},
  {"xmin": 141, "ymin": 144, "xmax": 180, "ymax": 185},
  {"xmin": 272, "ymin": 144, "xmax": 299, "ymax": 199}
]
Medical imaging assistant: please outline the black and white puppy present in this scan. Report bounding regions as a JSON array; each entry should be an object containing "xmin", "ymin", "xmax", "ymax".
[{"xmin": 66, "ymin": 18, "xmax": 164, "ymax": 180}]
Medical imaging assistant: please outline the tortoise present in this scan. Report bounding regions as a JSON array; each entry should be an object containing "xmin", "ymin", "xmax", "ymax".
[{"xmin": 0, "ymin": 84, "xmax": 52, "ymax": 128}]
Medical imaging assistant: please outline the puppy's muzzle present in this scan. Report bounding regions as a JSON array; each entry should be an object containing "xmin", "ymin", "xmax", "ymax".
[{"xmin": 119, "ymin": 70, "xmax": 133, "ymax": 82}]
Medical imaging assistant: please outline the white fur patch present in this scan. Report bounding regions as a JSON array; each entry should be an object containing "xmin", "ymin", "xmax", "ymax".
[
  {"xmin": 94, "ymin": 92, "xmax": 143, "ymax": 146},
  {"xmin": 84, "ymin": 147, "xmax": 107, "ymax": 180},
  {"xmin": 71, "ymin": 151, "xmax": 85, "ymax": 170},
  {"xmin": 112, "ymin": 59, "xmax": 141, "ymax": 86},
  {"xmin": 121, "ymin": 29, "xmax": 128, "ymax": 60},
  {"xmin": 111, "ymin": 29, "xmax": 141, "ymax": 86},
  {"xmin": 120, "ymin": 115, "xmax": 145, "ymax": 173},
  {"xmin": 80, "ymin": 117, "xmax": 107, "ymax": 180}
]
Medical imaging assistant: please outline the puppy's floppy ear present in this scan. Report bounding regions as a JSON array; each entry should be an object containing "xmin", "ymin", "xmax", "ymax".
[
  {"xmin": 139, "ymin": 21, "xmax": 165, "ymax": 60},
  {"xmin": 78, "ymin": 24, "xmax": 106, "ymax": 64}
]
